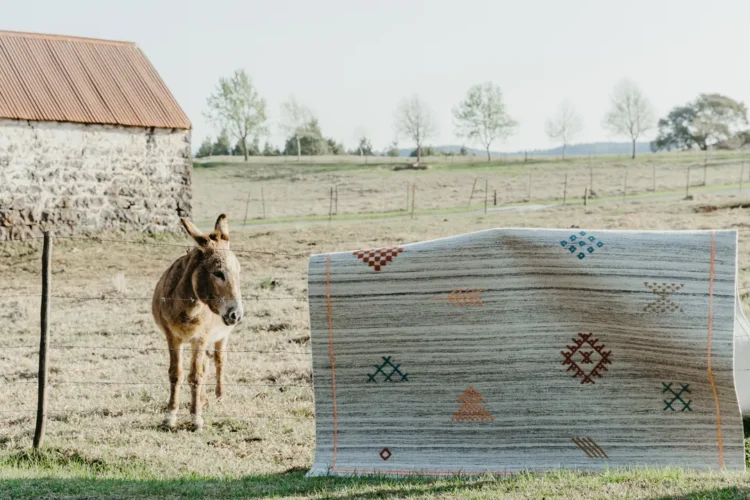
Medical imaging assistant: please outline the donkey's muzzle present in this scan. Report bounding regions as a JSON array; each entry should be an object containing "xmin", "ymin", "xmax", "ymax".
[{"xmin": 223, "ymin": 307, "xmax": 243, "ymax": 326}]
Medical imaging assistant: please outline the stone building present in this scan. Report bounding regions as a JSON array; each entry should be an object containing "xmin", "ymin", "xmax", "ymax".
[{"xmin": 0, "ymin": 30, "xmax": 192, "ymax": 240}]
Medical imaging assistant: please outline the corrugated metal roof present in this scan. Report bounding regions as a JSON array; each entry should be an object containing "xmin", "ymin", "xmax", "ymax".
[{"xmin": 0, "ymin": 31, "xmax": 190, "ymax": 129}]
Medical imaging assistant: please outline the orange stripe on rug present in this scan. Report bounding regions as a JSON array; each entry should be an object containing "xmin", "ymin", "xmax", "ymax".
[{"xmin": 707, "ymin": 231, "xmax": 724, "ymax": 468}]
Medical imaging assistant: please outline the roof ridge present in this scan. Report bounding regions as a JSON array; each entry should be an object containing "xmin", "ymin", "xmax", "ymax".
[{"xmin": 0, "ymin": 30, "xmax": 135, "ymax": 47}]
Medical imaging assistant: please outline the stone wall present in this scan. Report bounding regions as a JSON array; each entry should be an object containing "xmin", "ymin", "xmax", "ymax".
[{"xmin": 0, "ymin": 119, "xmax": 191, "ymax": 240}]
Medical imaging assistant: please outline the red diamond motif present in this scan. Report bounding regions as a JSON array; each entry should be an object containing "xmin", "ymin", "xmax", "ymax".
[
  {"xmin": 379, "ymin": 447, "xmax": 392, "ymax": 461},
  {"xmin": 561, "ymin": 333, "xmax": 612, "ymax": 384}
]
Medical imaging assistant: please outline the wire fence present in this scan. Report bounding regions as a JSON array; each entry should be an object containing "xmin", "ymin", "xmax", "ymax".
[
  {"xmin": 0, "ymin": 235, "xmax": 317, "ymax": 445},
  {"xmin": 224, "ymin": 156, "xmax": 750, "ymax": 222}
]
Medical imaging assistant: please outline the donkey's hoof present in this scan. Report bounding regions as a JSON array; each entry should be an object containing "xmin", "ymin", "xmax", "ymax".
[
  {"xmin": 160, "ymin": 413, "xmax": 177, "ymax": 431},
  {"xmin": 191, "ymin": 415, "xmax": 204, "ymax": 432}
]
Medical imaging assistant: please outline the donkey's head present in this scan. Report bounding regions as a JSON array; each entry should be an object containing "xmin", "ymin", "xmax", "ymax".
[{"xmin": 181, "ymin": 214, "xmax": 244, "ymax": 326}]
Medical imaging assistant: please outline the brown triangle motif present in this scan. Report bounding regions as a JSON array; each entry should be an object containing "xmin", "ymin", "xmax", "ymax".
[
  {"xmin": 451, "ymin": 385, "xmax": 494, "ymax": 422},
  {"xmin": 353, "ymin": 246, "xmax": 404, "ymax": 272}
]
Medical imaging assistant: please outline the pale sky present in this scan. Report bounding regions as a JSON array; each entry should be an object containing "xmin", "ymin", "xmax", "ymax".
[{"xmin": 3, "ymin": 0, "xmax": 749, "ymax": 153}]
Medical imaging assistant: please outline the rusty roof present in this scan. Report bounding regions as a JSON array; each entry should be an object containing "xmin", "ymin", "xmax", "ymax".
[{"xmin": 0, "ymin": 30, "xmax": 190, "ymax": 129}]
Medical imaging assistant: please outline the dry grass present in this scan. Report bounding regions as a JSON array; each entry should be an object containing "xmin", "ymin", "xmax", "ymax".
[
  {"xmin": 3, "ymin": 154, "xmax": 750, "ymax": 497},
  {"xmin": 192, "ymin": 151, "xmax": 750, "ymax": 224}
]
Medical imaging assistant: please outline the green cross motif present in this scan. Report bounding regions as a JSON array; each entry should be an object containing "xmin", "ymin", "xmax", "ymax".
[
  {"xmin": 367, "ymin": 356, "xmax": 408, "ymax": 383},
  {"xmin": 662, "ymin": 382, "xmax": 692, "ymax": 411}
]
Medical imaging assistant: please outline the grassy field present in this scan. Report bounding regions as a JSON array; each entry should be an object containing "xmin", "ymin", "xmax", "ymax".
[
  {"xmin": 3, "ymin": 153, "xmax": 750, "ymax": 498},
  {"xmin": 192, "ymin": 151, "xmax": 750, "ymax": 224}
]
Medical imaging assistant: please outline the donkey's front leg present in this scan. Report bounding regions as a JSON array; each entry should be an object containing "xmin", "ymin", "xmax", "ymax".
[
  {"xmin": 189, "ymin": 336, "xmax": 209, "ymax": 432},
  {"xmin": 161, "ymin": 335, "xmax": 182, "ymax": 430},
  {"xmin": 214, "ymin": 336, "xmax": 228, "ymax": 402}
]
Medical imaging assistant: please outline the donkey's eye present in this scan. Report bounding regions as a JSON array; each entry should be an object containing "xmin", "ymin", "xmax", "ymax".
[{"xmin": 212, "ymin": 271, "xmax": 225, "ymax": 281}]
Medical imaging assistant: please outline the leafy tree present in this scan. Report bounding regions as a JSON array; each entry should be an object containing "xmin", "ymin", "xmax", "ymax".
[
  {"xmin": 205, "ymin": 69, "xmax": 267, "ymax": 161},
  {"xmin": 283, "ymin": 119, "xmax": 330, "ymax": 156},
  {"xmin": 410, "ymin": 146, "xmax": 436, "ymax": 157},
  {"xmin": 211, "ymin": 131, "xmax": 232, "ymax": 156},
  {"xmin": 327, "ymin": 138, "xmax": 346, "ymax": 155},
  {"xmin": 459, "ymin": 145, "xmax": 469, "ymax": 156},
  {"xmin": 653, "ymin": 94, "xmax": 748, "ymax": 151},
  {"xmin": 603, "ymin": 79, "xmax": 655, "ymax": 159},
  {"xmin": 385, "ymin": 139, "xmax": 400, "ymax": 157},
  {"xmin": 195, "ymin": 137, "xmax": 213, "ymax": 158},
  {"xmin": 545, "ymin": 99, "xmax": 583, "ymax": 160},
  {"xmin": 262, "ymin": 141, "xmax": 278, "ymax": 156},
  {"xmin": 453, "ymin": 82, "xmax": 518, "ymax": 161},
  {"xmin": 690, "ymin": 94, "xmax": 748, "ymax": 150},
  {"xmin": 652, "ymin": 105, "xmax": 697, "ymax": 151},
  {"xmin": 357, "ymin": 136, "xmax": 374, "ymax": 156},
  {"xmin": 394, "ymin": 94, "xmax": 438, "ymax": 164},
  {"xmin": 233, "ymin": 137, "xmax": 259, "ymax": 156},
  {"xmin": 280, "ymin": 96, "xmax": 315, "ymax": 160}
]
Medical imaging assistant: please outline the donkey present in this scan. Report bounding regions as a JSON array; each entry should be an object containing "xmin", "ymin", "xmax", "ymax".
[{"xmin": 152, "ymin": 214, "xmax": 244, "ymax": 431}]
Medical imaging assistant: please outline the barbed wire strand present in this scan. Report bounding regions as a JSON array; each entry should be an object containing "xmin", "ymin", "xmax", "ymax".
[
  {"xmin": 0, "ymin": 294, "xmax": 302, "ymax": 302},
  {"xmin": 4, "ymin": 345, "xmax": 310, "ymax": 354},
  {"xmin": 8, "ymin": 380, "xmax": 311, "ymax": 387},
  {"xmin": 0, "ymin": 410, "xmax": 314, "ymax": 420}
]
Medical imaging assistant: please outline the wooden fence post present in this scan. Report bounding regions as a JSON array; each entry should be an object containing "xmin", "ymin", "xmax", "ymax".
[
  {"xmin": 493, "ymin": 189, "xmax": 497, "ymax": 206},
  {"xmin": 623, "ymin": 166, "xmax": 628, "ymax": 199},
  {"xmin": 334, "ymin": 185, "xmax": 338, "ymax": 215},
  {"xmin": 243, "ymin": 192, "xmax": 251, "ymax": 226},
  {"xmin": 411, "ymin": 183, "xmax": 416, "ymax": 219},
  {"xmin": 467, "ymin": 178, "xmax": 478, "ymax": 207},
  {"xmin": 584, "ymin": 186, "xmax": 589, "ymax": 207},
  {"xmin": 589, "ymin": 165, "xmax": 593, "ymax": 192},
  {"xmin": 406, "ymin": 183, "xmax": 410, "ymax": 212},
  {"xmin": 260, "ymin": 187, "xmax": 266, "ymax": 219},
  {"xmin": 686, "ymin": 167, "xmax": 691, "ymax": 198},
  {"xmin": 33, "ymin": 231, "xmax": 51, "ymax": 449},
  {"xmin": 328, "ymin": 186, "xmax": 333, "ymax": 223},
  {"xmin": 563, "ymin": 173, "xmax": 568, "ymax": 206},
  {"xmin": 484, "ymin": 179, "xmax": 488, "ymax": 214},
  {"xmin": 652, "ymin": 164, "xmax": 656, "ymax": 192}
]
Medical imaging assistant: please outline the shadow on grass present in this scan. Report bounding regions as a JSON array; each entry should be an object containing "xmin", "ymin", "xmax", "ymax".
[{"xmin": 0, "ymin": 467, "xmax": 498, "ymax": 500}]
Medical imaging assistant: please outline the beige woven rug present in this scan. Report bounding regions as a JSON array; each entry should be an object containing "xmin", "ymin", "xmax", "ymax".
[{"xmin": 307, "ymin": 229, "xmax": 745, "ymax": 476}]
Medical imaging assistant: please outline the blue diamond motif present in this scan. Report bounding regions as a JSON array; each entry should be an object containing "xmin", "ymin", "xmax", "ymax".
[{"xmin": 561, "ymin": 232, "xmax": 605, "ymax": 260}]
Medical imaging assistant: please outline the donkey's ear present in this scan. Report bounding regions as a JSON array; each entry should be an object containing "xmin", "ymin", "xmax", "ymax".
[
  {"xmin": 214, "ymin": 214, "xmax": 230, "ymax": 240},
  {"xmin": 181, "ymin": 217, "xmax": 210, "ymax": 248}
]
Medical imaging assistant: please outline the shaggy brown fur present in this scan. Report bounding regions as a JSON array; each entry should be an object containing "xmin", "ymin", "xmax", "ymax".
[{"xmin": 152, "ymin": 214, "xmax": 243, "ymax": 431}]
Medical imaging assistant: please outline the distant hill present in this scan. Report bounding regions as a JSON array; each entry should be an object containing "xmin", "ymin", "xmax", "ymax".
[{"xmin": 398, "ymin": 142, "xmax": 652, "ymax": 157}]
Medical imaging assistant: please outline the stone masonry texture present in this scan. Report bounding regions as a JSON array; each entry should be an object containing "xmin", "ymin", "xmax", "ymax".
[{"xmin": 0, "ymin": 119, "xmax": 191, "ymax": 240}]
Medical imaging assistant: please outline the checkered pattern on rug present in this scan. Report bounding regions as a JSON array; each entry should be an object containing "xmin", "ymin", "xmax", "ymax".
[{"xmin": 353, "ymin": 246, "xmax": 404, "ymax": 271}]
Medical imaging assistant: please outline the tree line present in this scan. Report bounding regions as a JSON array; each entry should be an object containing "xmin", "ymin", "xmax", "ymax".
[{"xmin": 198, "ymin": 69, "xmax": 749, "ymax": 162}]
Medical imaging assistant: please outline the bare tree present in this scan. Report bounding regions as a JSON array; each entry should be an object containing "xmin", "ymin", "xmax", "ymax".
[
  {"xmin": 204, "ymin": 69, "xmax": 267, "ymax": 161},
  {"xmin": 603, "ymin": 79, "xmax": 656, "ymax": 159},
  {"xmin": 545, "ymin": 100, "xmax": 583, "ymax": 160},
  {"xmin": 280, "ymin": 96, "xmax": 315, "ymax": 161},
  {"xmin": 453, "ymin": 82, "xmax": 518, "ymax": 161},
  {"xmin": 394, "ymin": 94, "xmax": 438, "ymax": 164}
]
